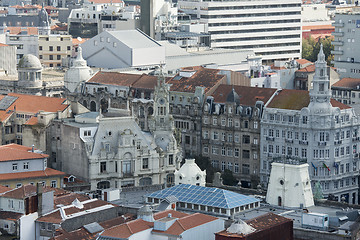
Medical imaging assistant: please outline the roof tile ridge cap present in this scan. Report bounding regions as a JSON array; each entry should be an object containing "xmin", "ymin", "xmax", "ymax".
[
  {"xmin": 221, "ymin": 189, "xmax": 231, "ymax": 208},
  {"xmin": 175, "ymin": 219, "xmax": 186, "ymax": 231},
  {"xmin": 126, "ymin": 220, "xmax": 135, "ymax": 234}
]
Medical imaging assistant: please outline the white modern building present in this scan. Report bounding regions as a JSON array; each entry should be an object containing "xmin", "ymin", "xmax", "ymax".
[
  {"xmin": 332, "ymin": 7, "xmax": 360, "ymax": 79},
  {"xmin": 260, "ymin": 45, "xmax": 360, "ymax": 204},
  {"xmin": 81, "ymin": 29, "xmax": 165, "ymax": 69},
  {"xmin": 177, "ymin": 0, "xmax": 302, "ymax": 62}
]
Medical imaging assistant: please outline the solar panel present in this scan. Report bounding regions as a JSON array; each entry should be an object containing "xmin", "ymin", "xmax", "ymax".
[
  {"xmin": 147, "ymin": 184, "xmax": 259, "ymax": 209},
  {"xmin": 0, "ymin": 96, "xmax": 18, "ymax": 111}
]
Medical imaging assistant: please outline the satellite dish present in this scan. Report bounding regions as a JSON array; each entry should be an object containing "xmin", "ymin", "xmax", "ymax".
[{"xmin": 77, "ymin": 37, "xmax": 82, "ymax": 42}]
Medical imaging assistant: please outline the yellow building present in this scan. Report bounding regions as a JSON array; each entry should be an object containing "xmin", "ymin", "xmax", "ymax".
[
  {"xmin": 0, "ymin": 144, "xmax": 65, "ymax": 189},
  {"xmin": 38, "ymin": 35, "xmax": 72, "ymax": 68}
]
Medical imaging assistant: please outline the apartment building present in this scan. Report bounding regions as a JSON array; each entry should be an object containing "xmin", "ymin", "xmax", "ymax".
[
  {"xmin": 38, "ymin": 35, "xmax": 72, "ymax": 68},
  {"xmin": 260, "ymin": 46, "xmax": 359, "ymax": 204},
  {"xmin": 178, "ymin": 0, "xmax": 302, "ymax": 62},
  {"xmin": 332, "ymin": 7, "xmax": 360, "ymax": 79}
]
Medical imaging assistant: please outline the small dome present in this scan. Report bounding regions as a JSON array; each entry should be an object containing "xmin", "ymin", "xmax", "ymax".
[
  {"xmin": 18, "ymin": 54, "xmax": 42, "ymax": 69},
  {"xmin": 226, "ymin": 88, "xmax": 240, "ymax": 104}
]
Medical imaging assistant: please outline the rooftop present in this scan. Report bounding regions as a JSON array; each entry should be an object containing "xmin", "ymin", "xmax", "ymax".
[
  {"xmin": 267, "ymin": 89, "xmax": 351, "ymax": 110},
  {"xmin": 167, "ymin": 66, "xmax": 225, "ymax": 93},
  {"xmin": 332, "ymin": 78, "xmax": 360, "ymax": 89},
  {"xmin": 107, "ymin": 30, "xmax": 161, "ymax": 49},
  {"xmin": 211, "ymin": 85, "xmax": 276, "ymax": 105},
  {"xmin": 0, "ymin": 184, "xmax": 66, "ymax": 199},
  {"xmin": 0, "ymin": 144, "xmax": 48, "ymax": 162},
  {"xmin": 147, "ymin": 184, "xmax": 260, "ymax": 209},
  {"xmin": 0, "ymin": 168, "xmax": 65, "ymax": 181}
]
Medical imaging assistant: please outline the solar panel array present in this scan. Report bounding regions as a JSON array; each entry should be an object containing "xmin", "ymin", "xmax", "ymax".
[
  {"xmin": 147, "ymin": 184, "xmax": 259, "ymax": 209},
  {"xmin": 0, "ymin": 96, "xmax": 18, "ymax": 110}
]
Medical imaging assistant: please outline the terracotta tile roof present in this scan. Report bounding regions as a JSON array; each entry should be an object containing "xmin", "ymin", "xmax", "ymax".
[
  {"xmin": 296, "ymin": 64, "xmax": 315, "ymax": 73},
  {"xmin": 153, "ymin": 209, "xmax": 188, "ymax": 220},
  {"xmin": 100, "ymin": 219, "xmax": 154, "ymax": 239},
  {"xmin": 246, "ymin": 212, "xmax": 292, "ymax": 231},
  {"xmin": 0, "ymin": 184, "xmax": 60, "ymax": 199},
  {"xmin": 54, "ymin": 193, "xmax": 90, "ymax": 206},
  {"xmin": 0, "ymin": 211, "xmax": 23, "ymax": 221},
  {"xmin": 10, "ymin": 4, "xmax": 41, "ymax": 9},
  {"xmin": 5, "ymin": 27, "xmax": 38, "ymax": 35},
  {"xmin": 0, "ymin": 43, "xmax": 9, "ymax": 47},
  {"xmin": 24, "ymin": 116, "xmax": 38, "ymax": 125},
  {"xmin": 211, "ymin": 84, "xmax": 276, "ymax": 105},
  {"xmin": 153, "ymin": 213, "xmax": 218, "ymax": 236},
  {"xmin": 51, "ymin": 25, "xmax": 68, "ymax": 31},
  {"xmin": 0, "ymin": 93, "xmax": 69, "ymax": 122},
  {"xmin": 332, "ymin": 78, "xmax": 360, "ymax": 89},
  {"xmin": 0, "ymin": 185, "xmax": 12, "ymax": 193},
  {"xmin": 296, "ymin": 59, "xmax": 313, "ymax": 65},
  {"xmin": 0, "ymin": 168, "xmax": 65, "ymax": 181},
  {"xmin": 131, "ymin": 74, "xmax": 160, "ymax": 90},
  {"xmin": 0, "ymin": 144, "xmax": 48, "ymax": 162},
  {"xmin": 167, "ymin": 66, "xmax": 225, "ymax": 93},
  {"xmin": 267, "ymin": 89, "xmax": 351, "ymax": 110},
  {"xmin": 302, "ymin": 25, "xmax": 335, "ymax": 31}
]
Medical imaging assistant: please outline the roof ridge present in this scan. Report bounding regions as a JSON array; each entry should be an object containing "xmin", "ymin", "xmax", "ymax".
[
  {"xmin": 221, "ymin": 189, "xmax": 230, "ymax": 208},
  {"xmin": 175, "ymin": 219, "xmax": 186, "ymax": 231}
]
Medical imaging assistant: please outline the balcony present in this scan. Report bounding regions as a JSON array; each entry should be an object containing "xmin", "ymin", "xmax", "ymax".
[
  {"xmin": 285, "ymin": 139, "xmax": 293, "ymax": 144},
  {"xmin": 332, "ymin": 31, "xmax": 344, "ymax": 37},
  {"xmin": 332, "ymin": 41, "xmax": 343, "ymax": 46},
  {"xmin": 266, "ymin": 136, "xmax": 275, "ymax": 141},
  {"xmin": 299, "ymin": 140, "xmax": 308, "ymax": 145},
  {"xmin": 318, "ymin": 142, "xmax": 327, "ymax": 146},
  {"xmin": 334, "ymin": 140, "xmax": 343, "ymax": 145}
]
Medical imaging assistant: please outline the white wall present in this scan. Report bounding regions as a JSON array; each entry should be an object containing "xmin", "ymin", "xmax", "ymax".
[
  {"xmin": 0, "ymin": 197, "xmax": 25, "ymax": 213},
  {"xmin": 20, "ymin": 212, "xmax": 38, "ymax": 240},
  {"xmin": 181, "ymin": 218, "xmax": 224, "ymax": 240}
]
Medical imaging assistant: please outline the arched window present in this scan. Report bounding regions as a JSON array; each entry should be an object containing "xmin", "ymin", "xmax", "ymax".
[{"xmin": 90, "ymin": 101, "xmax": 96, "ymax": 112}]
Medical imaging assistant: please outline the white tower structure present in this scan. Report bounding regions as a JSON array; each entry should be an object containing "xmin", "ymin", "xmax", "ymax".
[
  {"xmin": 174, "ymin": 159, "xmax": 206, "ymax": 186},
  {"xmin": 64, "ymin": 46, "xmax": 93, "ymax": 93},
  {"xmin": 266, "ymin": 161, "xmax": 314, "ymax": 208}
]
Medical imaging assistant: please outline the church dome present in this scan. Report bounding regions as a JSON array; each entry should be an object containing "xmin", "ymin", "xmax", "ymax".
[{"xmin": 18, "ymin": 54, "xmax": 42, "ymax": 69}]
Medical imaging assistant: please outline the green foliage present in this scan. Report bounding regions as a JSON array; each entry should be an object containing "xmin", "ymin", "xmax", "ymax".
[
  {"xmin": 302, "ymin": 37, "xmax": 334, "ymax": 66},
  {"xmin": 221, "ymin": 169, "xmax": 238, "ymax": 186},
  {"xmin": 194, "ymin": 155, "xmax": 215, "ymax": 183}
]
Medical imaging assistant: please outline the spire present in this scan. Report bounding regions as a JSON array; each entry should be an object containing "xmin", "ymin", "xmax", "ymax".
[{"xmin": 316, "ymin": 44, "xmax": 326, "ymax": 63}]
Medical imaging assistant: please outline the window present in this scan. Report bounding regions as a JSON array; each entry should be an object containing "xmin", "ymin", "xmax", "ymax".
[
  {"xmin": 203, "ymin": 146, "xmax": 209, "ymax": 154},
  {"xmin": 228, "ymin": 134, "xmax": 233, "ymax": 142},
  {"xmin": 142, "ymin": 158, "xmax": 149, "ymax": 169},
  {"xmin": 12, "ymin": 163, "xmax": 18, "ymax": 171},
  {"xmin": 57, "ymin": 46, "xmax": 61, "ymax": 51},
  {"xmin": 243, "ymin": 150, "xmax": 250, "ymax": 159},
  {"xmin": 234, "ymin": 148, "xmax": 239, "ymax": 157},
  {"xmin": 84, "ymin": 130, "xmax": 91, "ymax": 136},
  {"xmin": 49, "ymin": 55, "xmax": 53, "ymax": 60},
  {"xmin": 100, "ymin": 162, "xmax": 106, "ymax": 173},
  {"xmin": 51, "ymin": 180, "xmax": 57, "ymax": 188},
  {"xmin": 213, "ymin": 132, "xmax": 219, "ymax": 140},
  {"xmin": 212, "ymin": 146, "xmax": 219, "ymax": 155},
  {"xmin": 221, "ymin": 118, "xmax": 226, "ymax": 126},
  {"xmin": 212, "ymin": 117, "xmax": 217, "ymax": 125},
  {"xmin": 67, "ymin": 46, "xmax": 71, "ymax": 51},
  {"xmin": 244, "ymin": 121, "xmax": 249, "ymax": 128},
  {"xmin": 228, "ymin": 118, "xmax": 233, "ymax": 127},
  {"xmin": 169, "ymin": 155, "xmax": 174, "ymax": 165},
  {"xmin": 242, "ymin": 135, "xmax": 250, "ymax": 144},
  {"xmin": 57, "ymin": 55, "xmax": 61, "ymax": 60},
  {"xmin": 227, "ymin": 147, "xmax": 233, "ymax": 156},
  {"xmin": 221, "ymin": 147, "xmax": 226, "ymax": 156},
  {"xmin": 49, "ymin": 46, "xmax": 53, "ymax": 51},
  {"xmin": 23, "ymin": 162, "xmax": 29, "ymax": 170},
  {"xmin": 234, "ymin": 163, "xmax": 239, "ymax": 173},
  {"xmin": 253, "ymin": 122, "xmax": 258, "ymax": 129},
  {"xmin": 221, "ymin": 161, "xmax": 225, "ymax": 171},
  {"xmin": 242, "ymin": 164, "xmax": 250, "ymax": 174},
  {"xmin": 16, "ymin": 183, "xmax": 22, "ymax": 188}
]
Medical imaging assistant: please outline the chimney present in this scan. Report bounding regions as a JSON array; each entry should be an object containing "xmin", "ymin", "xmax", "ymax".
[
  {"xmin": 37, "ymin": 182, "xmax": 43, "ymax": 216},
  {"xmin": 32, "ymin": 144, "xmax": 34, "ymax": 152}
]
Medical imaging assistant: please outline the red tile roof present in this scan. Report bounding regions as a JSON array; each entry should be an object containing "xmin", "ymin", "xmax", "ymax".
[
  {"xmin": 296, "ymin": 64, "xmax": 316, "ymax": 73},
  {"xmin": 54, "ymin": 193, "xmax": 90, "ymax": 206},
  {"xmin": 100, "ymin": 219, "xmax": 154, "ymax": 239},
  {"xmin": 211, "ymin": 85, "xmax": 276, "ymax": 105},
  {"xmin": 267, "ymin": 89, "xmax": 351, "ymax": 110},
  {"xmin": 72, "ymin": 37, "xmax": 88, "ymax": 45},
  {"xmin": 332, "ymin": 78, "xmax": 360, "ymax": 89},
  {"xmin": 0, "ymin": 144, "xmax": 48, "ymax": 162},
  {"xmin": 89, "ymin": 0, "xmax": 123, "ymax": 3},
  {"xmin": 0, "ymin": 184, "xmax": 64, "ymax": 199},
  {"xmin": 295, "ymin": 59, "xmax": 313, "ymax": 65},
  {"xmin": 0, "ymin": 211, "xmax": 23, "ymax": 221},
  {"xmin": 153, "ymin": 209, "xmax": 188, "ymax": 220},
  {"xmin": 0, "ymin": 185, "xmax": 12, "ymax": 193},
  {"xmin": 167, "ymin": 66, "xmax": 225, "ymax": 93},
  {"xmin": 0, "ymin": 93, "xmax": 69, "ymax": 122},
  {"xmin": 0, "ymin": 168, "xmax": 65, "ymax": 181},
  {"xmin": 24, "ymin": 116, "xmax": 38, "ymax": 125},
  {"xmin": 153, "ymin": 213, "xmax": 218, "ymax": 236},
  {"xmin": 5, "ymin": 27, "xmax": 38, "ymax": 35},
  {"xmin": 302, "ymin": 25, "xmax": 335, "ymax": 31}
]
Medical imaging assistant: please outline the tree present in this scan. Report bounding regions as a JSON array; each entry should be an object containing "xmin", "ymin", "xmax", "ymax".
[
  {"xmin": 302, "ymin": 37, "xmax": 334, "ymax": 66},
  {"xmin": 221, "ymin": 169, "xmax": 238, "ymax": 186},
  {"xmin": 194, "ymin": 155, "xmax": 215, "ymax": 183}
]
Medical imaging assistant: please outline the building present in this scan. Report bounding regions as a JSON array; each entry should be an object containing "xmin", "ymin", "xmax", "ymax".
[
  {"xmin": 0, "ymin": 43, "xmax": 17, "ymax": 75},
  {"xmin": 97, "ymin": 208, "xmax": 224, "ymax": 240},
  {"xmin": 332, "ymin": 7, "xmax": 360, "ymax": 79},
  {"xmin": 0, "ymin": 92, "xmax": 72, "ymax": 150},
  {"xmin": 331, "ymin": 78, "xmax": 360, "ymax": 113},
  {"xmin": 81, "ymin": 29, "xmax": 165, "ymax": 69},
  {"xmin": 50, "ymin": 75, "xmax": 181, "ymax": 190},
  {"xmin": 215, "ymin": 212, "xmax": 293, "ymax": 240},
  {"xmin": 147, "ymin": 184, "xmax": 261, "ymax": 217},
  {"xmin": 0, "ymin": 144, "xmax": 65, "ymax": 189},
  {"xmin": 38, "ymin": 34, "xmax": 72, "ymax": 68},
  {"xmin": 302, "ymin": 25, "xmax": 335, "ymax": 39},
  {"xmin": 177, "ymin": 0, "xmax": 302, "ymax": 62},
  {"xmin": 260, "ymin": 45, "xmax": 359, "ymax": 203},
  {"xmin": 202, "ymin": 85, "xmax": 276, "ymax": 187},
  {"xmin": 174, "ymin": 158, "xmax": 206, "ymax": 186}
]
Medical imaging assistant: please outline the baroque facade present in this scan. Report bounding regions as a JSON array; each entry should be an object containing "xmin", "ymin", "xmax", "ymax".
[{"xmin": 260, "ymin": 46, "xmax": 360, "ymax": 203}]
